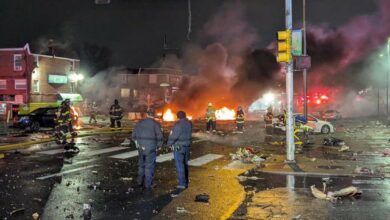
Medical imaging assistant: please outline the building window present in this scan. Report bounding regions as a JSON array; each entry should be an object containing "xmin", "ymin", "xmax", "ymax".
[
  {"xmin": 15, "ymin": 79, "xmax": 27, "ymax": 90},
  {"xmin": 33, "ymin": 80, "xmax": 40, "ymax": 93},
  {"xmin": 14, "ymin": 54, "xmax": 23, "ymax": 71},
  {"xmin": 121, "ymin": 88, "xmax": 130, "ymax": 98},
  {"xmin": 149, "ymin": 75, "xmax": 157, "ymax": 84},
  {"xmin": 0, "ymin": 80, "xmax": 6, "ymax": 90},
  {"xmin": 133, "ymin": 89, "xmax": 138, "ymax": 98}
]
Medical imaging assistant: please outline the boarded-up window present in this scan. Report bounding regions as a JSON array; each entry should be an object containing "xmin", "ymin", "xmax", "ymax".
[
  {"xmin": 0, "ymin": 80, "xmax": 6, "ymax": 90},
  {"xmin": 121, "ymin": 88, "xmax": 130, "ymax": 98},
  {"xmin": 15, "ymin": 79, "xmax": 27, "ymax": 90},
  {"xmin": 14, "ymin": 54, "xmax": 23, "ymax": 71}
]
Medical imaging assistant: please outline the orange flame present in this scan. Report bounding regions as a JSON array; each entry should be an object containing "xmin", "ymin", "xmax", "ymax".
[
  {"xmin": 216, "ymin": 107, "xmax": 236, "ymax": 120},
  {"xmin": 70, "ymin": 106, "xmax": 82, "ymax": 130},
  {"xmin": 163, "ymin": 109, "xmax": 175, "ymax": 122}
]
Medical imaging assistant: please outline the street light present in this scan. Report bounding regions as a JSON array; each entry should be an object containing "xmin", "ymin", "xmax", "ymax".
[{"xmin": 69, "ymin": 73, "xmax": 84, "ymax": 93}]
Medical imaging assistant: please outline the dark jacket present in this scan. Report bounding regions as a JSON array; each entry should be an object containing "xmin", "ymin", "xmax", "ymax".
[
  {"xmin": 109, "ymin": 104, "xmax": 123, "ymax": 119},
  {"xmin": 132, "ymin": 118, "xmax": 163, "ymax": 153},
  {"xmin": 167, "ymin": 118, "xmax": 192, "ymax": 147}
]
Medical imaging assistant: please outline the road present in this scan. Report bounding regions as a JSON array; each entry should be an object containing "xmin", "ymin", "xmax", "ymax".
[{"xmin": 2, "ymin": 118, "xmax": 390, "ymax": 219}]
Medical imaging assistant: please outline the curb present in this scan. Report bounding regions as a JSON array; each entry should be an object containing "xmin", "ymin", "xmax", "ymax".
[
  {"xmin": 0, "ymin": 128, "xmax": 133, "ymax": 152},
  {"xmin": 259, "ymin": 169, "xmax": 386, "ymax": 179}
]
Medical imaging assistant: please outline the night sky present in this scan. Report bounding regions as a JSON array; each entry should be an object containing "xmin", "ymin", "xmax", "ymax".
[{"xmin": 0, "ymin": 0, "xmax": 378, "ymax": 70}]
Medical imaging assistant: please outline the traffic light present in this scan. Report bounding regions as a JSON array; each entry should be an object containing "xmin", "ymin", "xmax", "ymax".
[{"xmin": 276, "ymin": 30, "xmax": 292, "ymax": 63}]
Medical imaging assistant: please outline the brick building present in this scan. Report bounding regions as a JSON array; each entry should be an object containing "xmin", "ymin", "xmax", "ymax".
[{"xmin": 0, "ymin": 44, "xmax": 80, "ymax": 119}]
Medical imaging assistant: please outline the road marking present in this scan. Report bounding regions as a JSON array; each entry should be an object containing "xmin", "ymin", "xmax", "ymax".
[
  {"xmin": 36, "ymin": 165, "xmax": 98, "ymax": 180},
  {"xmin": 110, "ymin": 150, "xmax": 138, "ymax": 159},
  {"xmin": 88, "ymin": 147, "xmax": 128, "ymax": 156},
  {"xmin": 156, "ymin": 153, "xmax": 174, "ymax": 163},
  {"xmin": 37, "ymin": 148, "xmax": 64, "ymax": 155},
  {"xmin": 188, "ymin": 154, "xmax": 223, "ymax": 166}
]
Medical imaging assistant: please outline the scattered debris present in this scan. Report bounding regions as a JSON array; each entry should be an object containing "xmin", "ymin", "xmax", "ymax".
[
  {"xmin": 171, "ymin": 193, "xmax": 179, "ymax": 198},
  {"xmin": 338, "ymin": 145, "xmax": 350, "ymax": 152},
  {"xmin": 292, "ymin": 214, "xmax": 302, "ymax": 220},
  {"xmin": 323, "ymin": 137, "xmax": 345, "ymax": 146},
  {"xmin": 64, "ymin": 158, "xmax": 72, "ymax": 164},
  {"xmin": 120, "ymin": 138, "xmax": 131, "ymax": 146},
  {"xmin": 310, "ymin": 158, "xmax": 316, "ymax": 162},
  {"xmin": 92, "ymin": 171, "xmax": 98, "ymax": 175},
  {"xmin": 176, "ymin": 207, "xmax": 189, "ymax": 214},
  {"xmin": 230, "ymin": 147, "xmax": 265, "ymax": 164},
  {"xmin": 195, "ymin": 194, "xmax": 210, "ymax": 203},
  {"xmin": 33, "ymin": 197, "xmax": 43, "ymax": 203},
  {"xmin": 32, "ymin": 212, "xmax": 40, "ymax": 220},
  {"xmin": 9, "ymin": 208, "xmax": 25, "ymax": 216},
  {"xmin": 120, "ymin": 177, "xmax": 133, "ymax": 181},
  {"xmin": 383, "ymin": 148, "xmax": 390, "ymax": 157},
  {"xmin": 311, "ymin": 185, "xmax": 361, "ymax": 202},
  {"xmin": 65, "ymin": 214, "xmax": 74, "ymax": 219},
  {"xmin": 236, "ymin": 176, "xmax": 264, "ymax": 182},
  {"xmin": 354, "ymin": 167, "xmax": 373, "ymax": 175},
  {"xmin": 83, "ymin": 203, "xmax": 92, "ymax": 220}
]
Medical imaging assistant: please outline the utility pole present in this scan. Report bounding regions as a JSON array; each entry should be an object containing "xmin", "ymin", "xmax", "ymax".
[
  {"xmin": 303, "ymin": 0, "xmax": 308, "ymax": 119},
  {"xmin": 387, "ymin": 38, "xmax": 390, "ymax": 124},
  {"xmin": 285, "ymin": 0, "xmax": 295, "ymax": 162}
]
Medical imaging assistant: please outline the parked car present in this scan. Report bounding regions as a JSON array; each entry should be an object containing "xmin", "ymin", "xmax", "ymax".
[
  {"xmin": 322, "ymin": 110, "xmax": 342, "ymax": 120},
  {"xmin": 15, "ymin": 107, "xmax": 58, "ymax": 132},
  {"xmin": 273, "ymin": 113, "xmax": 335, "ymax": 134}
]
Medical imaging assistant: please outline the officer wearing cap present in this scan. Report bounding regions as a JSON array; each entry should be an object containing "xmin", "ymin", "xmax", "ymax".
[
  {"xmin": 131, "ymin": 108, "xmax": 163, "ymax": 190},
  {"xmin": 168, "ymin": 111, "xmax": 192, "ymax": 189}
]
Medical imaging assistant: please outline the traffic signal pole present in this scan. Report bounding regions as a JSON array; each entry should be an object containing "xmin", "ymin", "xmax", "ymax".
[
  {"xmin": 303, "ymin": 0, "xmax": 308, "ymax": 119},
  {"xmin": 285, "ymin": 0, "xmax": 295, "ymax": 162}
]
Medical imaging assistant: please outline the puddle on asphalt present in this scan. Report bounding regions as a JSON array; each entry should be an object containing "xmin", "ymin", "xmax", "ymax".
[{"xmin": 232, "ymin": 171, "xmax": 389, "ymax": 220}]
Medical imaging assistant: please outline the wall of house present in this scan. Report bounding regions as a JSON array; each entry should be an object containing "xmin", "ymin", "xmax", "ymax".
[{"xmin": 30, "ymin": 56, "xmax": 80, "ymax": 102}]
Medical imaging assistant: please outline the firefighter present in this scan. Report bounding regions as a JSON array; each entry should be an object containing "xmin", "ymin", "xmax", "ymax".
[
  {"xmin": 132, "ymin": 108, "xmax": 163, "ymax": 190},
  {"xmin": 205, "ymin": 103, "xmax": 216, "ymax": 133},
  {"xmin": 89, "ymin": 101, "xmax": 98, "ymax": 124},
  {"xmin": 236, "ymin": 106, "xmax": 245, "ymax": 133},
  {"xmin": 55, "ymin": 99, "xmax": 78, "ymax": 152},
  {"xmin": 264, "ymin": 106, "xmax": 274, "ymax": 135},
  {"xmin": 109, "ymin": 99, "xmax": 123, "ymax": 128},
  {"xmin": 168, "ymin": 111, "xmax": 192, "ymax": 189}
]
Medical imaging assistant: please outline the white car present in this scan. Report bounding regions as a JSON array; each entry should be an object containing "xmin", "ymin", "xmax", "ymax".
[
  {"xmin": 296, "ymin": 114, "xmax": 335, "ymax": 134},
  {"xmin": 273, "ymin": 114, "xmax": 335, "ymax": 134}
]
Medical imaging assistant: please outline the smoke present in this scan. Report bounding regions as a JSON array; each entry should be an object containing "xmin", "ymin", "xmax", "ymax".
[
  {"xmin": 79, "ymin": 66, "xmax": 126, "ymax": 111},
  {"xmin": 169, "ymin": 2, "xmax": 281, "ymax": 116}
]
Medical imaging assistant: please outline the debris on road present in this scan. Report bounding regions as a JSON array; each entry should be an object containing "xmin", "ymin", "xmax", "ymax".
[
  {"xmin": 383, "ymin": 148, "xmax": 390, "ymax": 157},
  {"xmin": 195, "ymin": 194, "xmax": 210, "ymax": 203},
  {"xmin": 338, "ymin": 145, "xmax": 350, "ymax": 152},
  {"xmin": 292, "ymin": 214, "xmax": 302, "ymax": 220},
  {"xmin": 354, "ymin": 166, "xmax": 373, "ymax": 175},
  {"xmin": 176, "ymin": 207, "xmax": 189, "ymax": 214},
  {"xmin": 92, "ymin": 170, "xmax": 98, "ymax": 175},
  {"xmin": 9, "ymin": 208, "xmax": 25, "ymax": 216},
  {"xmin": 230, "ymin": 147, "xmax": 266, "ymax": 164},
  {"xmin": 83, "ymin": 203, "xmax": 92, "ymax": 220},
  {"xmin": 32, "ymin": 212, "xmax": 40, "ymax": 220},
  {"xmin": 311, "ymin": 185, "xmax": 361, "ymax": 201},
  {"xmin": 120, "ymin": 138, "xmax": 131, "ymax": 146},
  {"xmin": 120, "ymin": 177, "xmax": 133, "ymax": 181},
  {"xmin": 323, "ymin": 137, "xmax": 345, "ymax": 146},
  {"xmin": 236, "ymin": 176, "xmax": 264, "ymax": 182}
]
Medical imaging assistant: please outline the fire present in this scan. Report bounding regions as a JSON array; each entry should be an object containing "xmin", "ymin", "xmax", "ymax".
[
  {"xmin": 216, "ymin": 107, "xmax": 236, "ymax": 120},
  {"xmin": 70, "ymin": 106, "xmax": 82, "ymax": 130},
  {"xmin": 163, "ymin": 109, "xmax": 175, "ymax": 122}
]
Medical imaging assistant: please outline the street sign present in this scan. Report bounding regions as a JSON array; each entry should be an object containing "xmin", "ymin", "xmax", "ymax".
[
  {"xmin": 294, "ymin": 55, "xmax": 311, "ymax": 70},
  {"xmin": 291, "ymin": 30, "xmax": 303, "ymax": 56}
]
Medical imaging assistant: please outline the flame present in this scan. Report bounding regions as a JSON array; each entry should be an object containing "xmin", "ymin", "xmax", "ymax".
[
  {"xmin": 187, "ymin": 116, "xmax": 193, "ymax": 120},
  {"xmin": 163, "ymin": 109, "xmax": 175, "ymax": 122},
  {"xmin": 70, "ymin": 106, "xmax": 82, "ymax": 130},
  {"xmin": 216, "ymin": 107, "xmax": 236, "ymax": 120}
]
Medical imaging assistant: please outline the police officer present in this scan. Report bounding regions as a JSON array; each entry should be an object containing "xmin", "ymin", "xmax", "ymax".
[
  {"xmin": 109, "ymin": 99, "xmax": 123, "ymax": 128},
  {"xmin": 132, "ymin": 109, "xmax": 163, "ymax": 190},
  {"xmin": 205, "ymin": 103, "xmax": 216, "ymax": 133},
  {"xmin": 236, "ymin": 106, "xmax": 245, "ymax": 133},
  {"xmin": 167, "ymin": 111, "xmax": 192, "ymax": 189}
]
